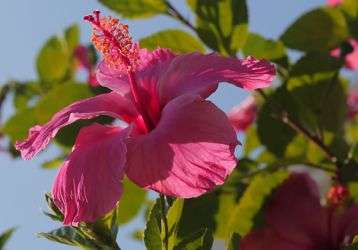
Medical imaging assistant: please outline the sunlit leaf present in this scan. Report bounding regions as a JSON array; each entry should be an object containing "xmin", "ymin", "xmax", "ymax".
[
  {"xmin": 0, "ymin": 228, "xmax": 16, "ymax": 249},
  {"xmin": 166, "ymin": 199, "xmax": 184, "ymax": 249},
  {"xmin": 38, "ymin": 227, "xmax": 97, "ymax": 249},
  {"xmin": 36, "ymin": 36, "xmax": 70, "ymax": 88},
  {"xmin": 65, "ymin": 24, "xmax": 80, "ymax": 53},
  {"xmin": 188, "ymin": 0, "xmax": 248, "ymax": 55},
  {"xmin": 12, "ymin": 81, "xmax": 42, "ymax": 111},
  {"xmin": 281, "ymin": 7, "xmax": 348, "ymax": 52},
  {"xmin": 243, "ymin": 33, "xmax": 286, "ymax": 62},
  {"xmin": 144, "ymin": 199, "xmax": 162, "ymax": 250},
  {"xmin": 116, "ymin": 178, "xmax": 147, "ymax": 225},
  {"xmin": 227, "ymin": 171, "xmax": 289, "ymax": 236},
  {"xmin": 99, "ymin": 0, "xmax": 167, "ymax": 19},
  {"xmin": 173, "ymin": 228, "xmax": 213, "ymax": 250},
  {"xmin": 2, "ymin": 107, "xmax": 37, "ymax": 142},
  {"xmin": 140, "ymin": 29, "xmax": 205, "ymax": 53},
  {"xmin": 34, "ymin": 82, "xmax": 93, "ymax": 124}
]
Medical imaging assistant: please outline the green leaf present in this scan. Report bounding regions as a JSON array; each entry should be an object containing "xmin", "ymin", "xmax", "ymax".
[
  {"xmin": 176, "ymin": 193, "xmax": 219, "ymax": 241},
  {"xmin": 36, "ymin": 36, "xmax": 70, "ymax": 87},
  {"xmin": 34, "ymin": 82, "xmax": 93, "ymax": 124},
  {"xmin": 2, "ymin": 107, "xmax": 37, "ymax": 142},
  {"xmin": 188, "ymin": 0, "xmax": 248, "ymax": 55},
  {"xmin": 42, "ymin": 156, "xmax": 65, "ymax": 169},
  {"xmin": 243, "ymin": 33, "xmax": 286, "ymax": 62},
  {"xmin": 44, "ymin": 193, "xmax": 64, "ymax": 222},
  {"xmin": 32, "ymin": 82, "xmax": 95, "ymax": 147},
  {"xmin": 281, "ymin": 7, "xmax": 348, "ymax": 52},
  {"xmin": 285, "ymin": 53, "xmax": 346, "ymax": 138},
  {"xmin": 227, "ymin": 171, "xmax": 289, "ymax": 236},
  {"xmin": 38, "ymin": 227, "xmax": 97, "ymax": 249},
  {"xmin": 116, "ymin": 178, "xmax": 146, "ymax": 224},
  {"xmin": 166, "ymin": 199, "xmax": 184, "ymax": 249},
  {"xmin": 243, "ymin": 126, "xmax": 261, "ymax": 157},
  {"xmin": 346, "ymin": 241, "xmax": 358, "ymax": 250},
  {"xmin": 65, "ymin": 24, "xmax": 80, "ymax": 53},
  {"xmin": 173, "ymin": 228, "xmax": 213, "ymax": 250},
  {"xmin": 99, "ymin": 0, "xmax": 167, "ymax": 19},
  {"xmin": 140, "ymin": 29, "xmax": 205, "ymax": 53},
  {"xmin": 257, "ymin": 88, "xmax": 297, "ymax": 157},
  {"xmin": 227, "ymin": 233, "xmax": 241, "ymax": 250},
  {"xmin": 340, "ymin": 0, "xmax": 358, "ymax": 38},
  {"xmin": 287, "ymin": 53, "xmax": 341, "ymax": 90},
  {"xmin": 13, "ymin": 81, "xmax": 42, "ymax": 111},
  {"xmin": 0, "ymin": 228, "xmax": 16, "ymax": 249},
  {"xmin": 144, "ymin": 199, "xmax": 162, "ymax": 250}
]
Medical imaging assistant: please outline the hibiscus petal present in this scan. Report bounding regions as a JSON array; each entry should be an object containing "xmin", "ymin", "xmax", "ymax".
[
  {"xmin": 52, "ymin": 123, "xmax": 130, "ymax": 225},
  {"xmin": 227, "ymin": 95, "xmax": 257, "ymax": 132},
  {"xmin": 240, "ymin": 228, "xmax": 314, "ymax": 250},
  {"xmin": 96, "ymin": 48, "xmax": 175, "ymax": 96},
  {"xmin": 158, "ymin": 53, "xmax": 276, "ymax": 105},
  {"xmin": 16, "ymin": 92, "xmax": 137, "ymax": 160},
  {"xmin": 266, "ymin": 173, "xmax": 329, "ymax": 246},
  {"xmin": 345, "ymin": 39, "xmax": 358, "ymax": 70},
  {"xmin": 96, "ymin": 60, "xmax": 131, "ymax": 96},
  {"xmin": 97, "ymin": 48, "xmax": 175, "ymax": 123},
  {"xmin": 126, "ymin": 94, "xmax": 238, "ymax": 198},
  {"xmin": 332, "ymin": 204, "xmax": 358, "ymax": 245}
]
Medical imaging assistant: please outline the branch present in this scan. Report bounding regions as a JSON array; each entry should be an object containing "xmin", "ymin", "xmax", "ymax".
[
  {"xmin": 159, "ymin": 194, "xmax": 169, "ymax": 250},
  {"xmin": 164, "ymin": 1, "xmax": 196, "ymax": 32},
  {"xmin": 256, "ymin": 89, "xmax": 339, "ymax": 166}
]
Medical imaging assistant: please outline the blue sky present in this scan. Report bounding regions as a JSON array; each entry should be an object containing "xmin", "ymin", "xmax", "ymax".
[{"xmin": 0, "ymin": 1, "xmax": 328, "ymax": 249}]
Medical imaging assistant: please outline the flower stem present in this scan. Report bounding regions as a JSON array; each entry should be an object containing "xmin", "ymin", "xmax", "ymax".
[
  {"xmin": 164, "ymin": 1, "xmax": 196, "ymax": 32},
  {"xmin": 256, "ymin": 89, "xmax": 339, "ymax": 167},
  {"xmin": 159, "ymin": 194, "xmax": 169, "ymax": 250}
]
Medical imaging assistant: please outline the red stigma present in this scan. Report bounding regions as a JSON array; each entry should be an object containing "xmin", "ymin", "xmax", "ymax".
[
  {"xmin": 327, "ymin": 184, "xmax": 349, "ymax": 206},
  {"xmin": 84, "ymin": 11, "xmax": 138, "ymax": 71}
]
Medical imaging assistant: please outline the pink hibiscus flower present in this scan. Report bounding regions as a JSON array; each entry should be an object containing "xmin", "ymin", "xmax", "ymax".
[
  {"xmin": 227, "ymin": 96, "xmax": 257, "ymax": 132},
  {"xmin": 331, "ymin": 39, "xmax": 358, "ymax": 70},
  {"xmin": 327, "ymin": 0, "xmax": 344, "ymax": 6},
  {"xmin": 74, "ymin": 45, "xmax": 99, "ymax": 87},
  {"xmin": 348, "ymin": 85, "xmax": 358, "ymax": 118},
  {"xmin": 240, "ymin": 173, "xmax": 358, "ymax": 250},
  {"xmin": 328, "ymin": 0, "xmax": 358, "ymax": 70},
  {"xmin": 15, "ymin": 11, "xmax": 275, "ymax": 225}
]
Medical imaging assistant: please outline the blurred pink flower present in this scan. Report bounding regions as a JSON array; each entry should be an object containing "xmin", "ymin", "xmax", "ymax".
[
  {"xmin": 74, "ymin": 45, "xmax": 99, "ymax": 87},
  {"xmin": 348, "ymin": 85, "xmax": 358, "ymax": 118},
  {"xmin": 16, "ymin": 11, "xmax": 275, "ymax": 225},
  {"xmin": 327, "ymin": 0, "xmax": 343, "ymax": 6},
  {"xmin": 331, "ymin": 39, "xmax": 358, "ymax": 70},
  {"xmin": 227, "ymin": 96, "xmax": 257, "ymax": 132},
  {"xmin": 328, "ymin": 0, "xmax": 358, "ymax": 70},
  {"xmin": 240, "ymin": 173, "xmax": 358, "ymax": 250}
]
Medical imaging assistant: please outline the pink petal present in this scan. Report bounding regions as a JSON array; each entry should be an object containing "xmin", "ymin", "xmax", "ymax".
[
  {"xmin": 327, "ymin": 0, "xmax": 343, "ymax": 6},
  {"xmin": 15, "ymin": 92, "xmax": 137, "ymax": 160},
  {"xmin": 332, "ymin": 204, "xmax": 358, "ymax": 245},
  {"xmin": 345, "ymin": 39, "xmax": 358, "ymax": 70},
  {"xmin": 331, "ymin": 39, "xmax": 358, "ymax": 70},
  {"xmin": 227, "ymin": 96, "xmax": 257, "ymax": 132},
  {"xmin": 126, "ymin": 94, "xmax": 238, "ymax": 198},
  {"xmin": 240, "ymin": 228, "xmax": 314, "ymax": 250},
  {"xmin": 74, "ymin": 45, "xmax": 91, "ymax": 70},
  {"xmin": 96, "ymin": 60, "xmax": 131, "ymax": 96},
  {"xmin": 158, "ymin": 53, "xmax": 276, "ymax": 105},
  {"xmin": 52, "ymin": 124, "xmax": 130, "ymax": 225},
  {"xmin": 348, "ymin": 85, "xmax": 358, "ymax": 118},
  {"xmin": 96, "ymin": 48, "xmax": 175, "ymax": 97},
  {"xmin": 266, "ymin": 173, "xmax": 329, "ymax": 246},
  {"xmin": 97, "ymin": 48, "xmax": 175, "ymax": 123}
]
